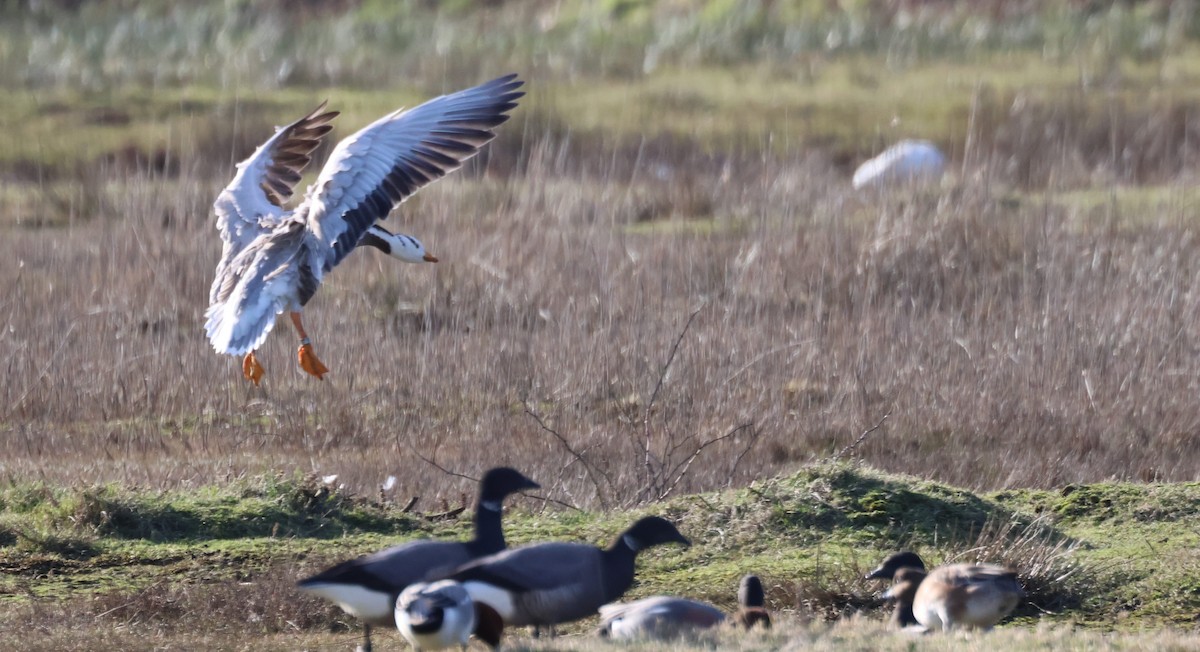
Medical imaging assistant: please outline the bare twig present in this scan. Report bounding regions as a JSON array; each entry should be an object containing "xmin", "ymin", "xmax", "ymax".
[
  {"xmin": 658, "ymin": 422, "xmax": 754, "ymax": 501},
  {"xmin": 410, "ymin": 443, "xmax": 578, "ymax": 511},
  {"xmin": 832, "ymin": 409, "xmax": 893, "ymax": 462},
  {"xmin": 726, "ymin": 423, "xmax": 763, "ymax": 486},
  {"xmin": 5, "ymin": 319, "xmax": 77, "ymax": 420},
  {"xmin": 522, "ymin": 397, "xmax": 613, "ymax": 508},
  {"xmin": 407, "ymin": 446, "xmax": 477, "ymax": 484},
  {"xmin": 642, "ymin": 306, "xmax": 704, "ymax": 491},
  {"xmin": 424, "ymin": 507, "xmax": 466, "ymax": 522}
]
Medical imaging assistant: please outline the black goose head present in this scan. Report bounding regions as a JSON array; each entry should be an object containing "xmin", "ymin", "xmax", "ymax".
[
  {"xmin": 865, "ymin": 551, "xmax": 926, "ymax": 581},
  {"xmin": 469, "ymin": 468, "xmax": 539, "ymax": 555},
  {"xmin": 738, "ymin": 574, "xmax": 765, "ymax": 608},
  {"xmin": 617, "ymin": 516, "xmax": 691, "ymax": 553},
  {"xmin": 477, "ymin": 467, "xmax": 540, "ymax": 509}
]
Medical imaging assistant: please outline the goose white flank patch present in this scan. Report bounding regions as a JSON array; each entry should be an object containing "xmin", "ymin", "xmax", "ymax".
[
  {"xmin": 852, "ymin": 139, "xmax": 946, "ymax": 190},
  {"xmin": 204, "ymin": 74, "xmax": 523, "ymax": 384}
]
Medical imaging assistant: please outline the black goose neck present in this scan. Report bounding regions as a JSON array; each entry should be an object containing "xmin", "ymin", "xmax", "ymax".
[
  {"xmin": 466, "ymin": 500, "xmax": 505, "ymax": 556},
  {"xmin": 599, "ymin": 540, "xmax": 639, "ymax": 601}
]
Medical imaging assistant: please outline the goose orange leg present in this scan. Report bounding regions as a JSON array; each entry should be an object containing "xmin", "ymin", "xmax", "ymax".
[
  {"xmin": 290, "ymin": 311, "xmax": 329, "ymax": 380},
  {"xmin": 242, "ymin": 351, "xmax": 266, "ymax": 385}
]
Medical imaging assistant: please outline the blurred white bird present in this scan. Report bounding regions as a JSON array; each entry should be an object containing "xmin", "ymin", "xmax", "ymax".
[
  {"xmin": 852, "ymin": 139, "xmax": 946, "ymax": 190},
  {"xmin": 396, "ymin": 580, "xmax": 503, "ymax": 650}
]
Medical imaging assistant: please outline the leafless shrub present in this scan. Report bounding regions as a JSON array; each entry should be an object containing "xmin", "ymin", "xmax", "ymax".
[
  {"xmin": 947, "ymin": 515, "xmax": 1088, "ymax": 616},
  {"xmin": 521, "ymin": 305, "xmax": 763, "ymax": 507},
  {"xmin": 794, "ymin": 557, "xmax": 883, "ymax": 622},
  {"xmin": 3, "ymin": 96, "xmax": 1200, "ymax": 507}
]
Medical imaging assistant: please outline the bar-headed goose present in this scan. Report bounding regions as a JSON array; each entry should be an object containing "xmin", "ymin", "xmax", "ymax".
[
  {"xmin": 867, "ymin": 551, "xmax": 1024, "ymax": 631},
  {"xmin": 206, "ymin": 74, "xmax": 523, "ymax": 384},
  {"xmin": 297, "ymin": 467, "xmax": 538, "ymax": 652},
  {"xmin": 444, "ymin": 516, "xmax": 690, "ymax": 631},
  {"xmin": 395, "ymin": 580, "xmax": 503, "ymax": 651}
]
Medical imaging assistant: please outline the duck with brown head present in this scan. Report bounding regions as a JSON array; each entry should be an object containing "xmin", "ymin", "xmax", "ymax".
[{"xmin": 867, "ymin": 551, "xmax": 1024, "ymax": 632}]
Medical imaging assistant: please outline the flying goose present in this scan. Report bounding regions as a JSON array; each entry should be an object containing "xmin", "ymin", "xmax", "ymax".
[
  {"xmin": 442, "ymin": 516, "xmax": 691, "ymax": 631},
  {"xmin": 205, "ymin": 74, "xmax": 523, "ymax": 384},
  {"xmin": 395, "ymin": 580, "xmax": 503, "ymax": 650},
  {"xmin": 866, "ymin": 551, "xmax": 1024, "ymax": 631},
  {"xmin": 595, "ymin": 573, "xmax": 770, "ymax": 639},
  {"xmin": 297, "ymin": 467, "xmax": 538, "ymax": 652}
]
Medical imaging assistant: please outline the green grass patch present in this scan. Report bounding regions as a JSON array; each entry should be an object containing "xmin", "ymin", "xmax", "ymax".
[{"xmin": 0, "ymin": 464, "xmax": 1195, "ymax": 629}]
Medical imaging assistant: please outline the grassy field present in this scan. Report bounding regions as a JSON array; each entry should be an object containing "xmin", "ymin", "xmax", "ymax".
[
  {"xmin": 2, "ymin": 0, "xmax": 1200, "ymax": 649},
  {"xmin": 0, "ymin": 464, "xmax": 1197, "ymax": 649}
]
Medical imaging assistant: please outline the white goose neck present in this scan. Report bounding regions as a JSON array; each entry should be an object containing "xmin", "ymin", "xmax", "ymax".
[
  {"xmin": 622, "ymin": 534, "xmax": 641, "ymax": 553},
  {"xmin": 479, "ymin": 500, "xmax": 501, "ymax": 513}
]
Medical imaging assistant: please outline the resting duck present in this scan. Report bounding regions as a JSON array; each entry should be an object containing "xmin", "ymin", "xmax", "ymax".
[
  {"xmin": 596, "ymin": 573, "xmax": 770, "ymax": 640},
  {"xmin": 205, "ymin": 74, "xmax": 523, "ymax": 384},
  {"xmin": 866, "ymin": 551, "xmax": 1024, "ymax": 631},
  {"xmin": 597, "ymin": 596, "xmax": 725, "ymax": 640}
]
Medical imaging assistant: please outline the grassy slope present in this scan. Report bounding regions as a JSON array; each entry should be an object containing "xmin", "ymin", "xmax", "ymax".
[
  {"xmin": 2, "ymin": 3, "xmax": 1199, "ymax": 649},
  {"xmin": 0, "ymin": 464, "xmax": 1196, "ymax": 649}
]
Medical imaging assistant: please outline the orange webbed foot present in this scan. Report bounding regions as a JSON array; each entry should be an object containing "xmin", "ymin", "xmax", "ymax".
[
  {"xmin": 242, "ymin": 352, "xmax": 265, "ymax": 386},
  {"xmin": 298, "ymin": 342, "xmax": 330, "ymax": 380}
]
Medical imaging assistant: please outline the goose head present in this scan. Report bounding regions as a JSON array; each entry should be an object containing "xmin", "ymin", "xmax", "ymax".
[
  {"xmin": 619, "ymin": 516, "xmax": 691, "ymax": 553},
  {"xmin": 477, "ymin": 467, "xmax": 540, "ymax": 511},
  {"xmin": 866, "ymin": 551, "xmax": 926, "ymax": 581},
  {"xmin": 360, "ymin": 225, "xmax": 438, "ymax": 263}
]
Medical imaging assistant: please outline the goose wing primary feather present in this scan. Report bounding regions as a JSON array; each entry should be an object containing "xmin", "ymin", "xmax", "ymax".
[
  {"xmin": 300, "ymin": 74, "xmax": 524, "ymax": 274},
  {"xmin": 210, "ymin": 103, "xmax": 338, "ymax": 289}
]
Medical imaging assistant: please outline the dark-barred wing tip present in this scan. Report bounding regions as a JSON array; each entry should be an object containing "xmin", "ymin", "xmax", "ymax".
[{"xmin": 260, "ymin": 104, "xmax": 340, "ymax": 207}]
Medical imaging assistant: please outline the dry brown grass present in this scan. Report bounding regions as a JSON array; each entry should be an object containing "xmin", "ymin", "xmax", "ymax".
[{"xmin": 3, "ymin": 92, "xmax": 1200, "ymax": 507}]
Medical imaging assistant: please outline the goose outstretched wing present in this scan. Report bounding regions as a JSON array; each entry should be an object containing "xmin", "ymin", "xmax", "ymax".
[
  {"xmin": 212, "ymin": 102, "xmax": 339, "ymax": 252},
  {"xmin": 299, "ymin": 74, "xmax": 523, "ymax": 271}
]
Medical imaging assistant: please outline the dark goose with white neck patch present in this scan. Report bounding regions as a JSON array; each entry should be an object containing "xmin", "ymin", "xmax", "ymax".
[
  {"xmin": 443, "ymin": 516, "xmax": 690, "ymax": 629},
  {"xmin": 297, "ymin": 467, "xmax": 538, "ymax": 652}
]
